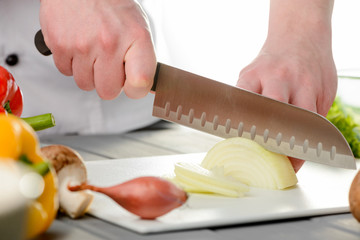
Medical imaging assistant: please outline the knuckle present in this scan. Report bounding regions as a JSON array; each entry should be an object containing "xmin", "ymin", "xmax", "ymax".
[
  {"xmin": 98, "ymin": 31, "xmax": 119, "ymax": 51},
  {"xmin": 51, "ymin": 38, "xmax": 67, "ymax": 54},
  {"xmin": 125, "ymin": 22, "xmax": 152, "ymax": 44},
  {"xmin": 74, "ymin": 38, "xmax": 91, "ymax": 54},
  {"xmin": 271, "ymin": 66, "xmax": 291, "ymax": 82}
]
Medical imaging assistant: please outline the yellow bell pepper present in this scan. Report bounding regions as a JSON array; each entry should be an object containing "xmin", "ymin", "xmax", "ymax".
[{"xmin": 0, "ymin": 114, "xmax": 58, "ymax": 239}]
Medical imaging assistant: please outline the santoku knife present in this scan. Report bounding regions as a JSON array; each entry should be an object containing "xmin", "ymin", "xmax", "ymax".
[{"xmin": 34, "ymin": 30, "xmax": 356, "ymax": 169}]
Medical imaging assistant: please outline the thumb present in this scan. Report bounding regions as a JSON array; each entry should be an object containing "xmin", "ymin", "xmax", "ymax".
[{"xmin": 123, "ymin": 39, "xmax": 157, "ymax": 99}]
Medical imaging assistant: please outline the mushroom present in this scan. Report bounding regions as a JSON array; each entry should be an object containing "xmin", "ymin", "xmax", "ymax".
[{"xmin": 41, "ymin": 145, "xmax": 93, "ymax": 218}]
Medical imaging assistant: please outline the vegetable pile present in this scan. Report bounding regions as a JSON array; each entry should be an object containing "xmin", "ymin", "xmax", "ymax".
[
  {"xmin": 0, "ymin": 65, "xmax": 57, "ymax": 238},
  {"xmin": 0, "ymin": 65, "xmax": 188, "ymax": 234}
]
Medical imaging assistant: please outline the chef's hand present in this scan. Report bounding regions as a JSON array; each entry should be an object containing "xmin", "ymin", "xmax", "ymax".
[
  {"xmin": 39, "ymin": 0, "xmax": 157, "ymax": 100},
  {"xmin": 237, "ymin": 0, "xmax": 337, "ymax": 172}
]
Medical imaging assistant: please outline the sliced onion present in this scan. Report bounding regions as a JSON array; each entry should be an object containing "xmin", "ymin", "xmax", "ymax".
[
  {"xmin": 173, "ymin": 162, "xmax": 249, "ymax": 197},
  {"xmin": 201, "ymin": 137, "xmax": 298, "ymax": 190}
]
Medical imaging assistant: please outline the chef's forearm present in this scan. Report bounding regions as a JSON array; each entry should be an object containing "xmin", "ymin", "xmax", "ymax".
[{"xmin": 267, "ymin": 0, "xmax": 334, "ymax": 44}]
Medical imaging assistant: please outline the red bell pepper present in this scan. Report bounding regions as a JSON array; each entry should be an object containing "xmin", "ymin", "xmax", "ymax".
[
  {"xmin": 0, "ymin": 65, "xmax": 55, "ymax": 131},
  {"xmin": 0, "ymin": 65, "xmax": 23, "ymax": 116}
]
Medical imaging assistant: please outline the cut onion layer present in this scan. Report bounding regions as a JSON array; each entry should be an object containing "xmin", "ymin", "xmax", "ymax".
[
  {"xmin": 201, "ymin": 137, "xmax": 298, "ymax": 190},
  {"xmin": 173, "ymin": 162, "xmax": 249, "ymax": 197}
]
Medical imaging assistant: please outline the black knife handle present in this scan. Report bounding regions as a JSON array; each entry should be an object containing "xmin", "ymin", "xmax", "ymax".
[
  {"xmin": 151, "ymin": 62, "xmax": 161, "ymax": 92},
  {"xmin": 34, "ymin": 29, "xmax": 158, "ymax": 91},
  {"xmin": 34, "ymin": 30, "xmax": 52, "ymax": 56}
]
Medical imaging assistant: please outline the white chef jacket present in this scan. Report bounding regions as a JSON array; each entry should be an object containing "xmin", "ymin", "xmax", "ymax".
[{"xmin": 0, "ymin": 0, "xmax": 159, "ymax": 136}]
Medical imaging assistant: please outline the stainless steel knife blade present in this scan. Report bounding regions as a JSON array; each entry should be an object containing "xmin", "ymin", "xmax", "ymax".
[{"xmin": 152, "ymin": 63, "xmax": 356, "ymax": 169}]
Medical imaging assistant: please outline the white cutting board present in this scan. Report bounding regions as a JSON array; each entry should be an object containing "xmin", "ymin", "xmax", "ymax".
[{"xmin": 85, "ymin": 153, "xmax": 358, "ymax": 234}]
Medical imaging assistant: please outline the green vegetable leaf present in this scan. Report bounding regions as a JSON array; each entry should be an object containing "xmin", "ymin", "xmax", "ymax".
[{"xmin": 327, "ymin": 98, "xmax": 360, "ymax": 158}]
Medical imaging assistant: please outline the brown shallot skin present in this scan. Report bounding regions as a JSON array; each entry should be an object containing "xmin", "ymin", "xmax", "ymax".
[{"xmin": 69, "ymin": 176, "xmax": 188, "ymax": 219}]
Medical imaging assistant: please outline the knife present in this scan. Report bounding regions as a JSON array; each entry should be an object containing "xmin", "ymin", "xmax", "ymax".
[{"xmin": 34, "ymin": 30, "xmax": 356, "ymax": 169}]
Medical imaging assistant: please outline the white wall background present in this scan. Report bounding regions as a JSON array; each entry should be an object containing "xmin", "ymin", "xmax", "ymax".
[{"xmin": 143, "ymin": 0, "xmax": 360, "ymax": 105}]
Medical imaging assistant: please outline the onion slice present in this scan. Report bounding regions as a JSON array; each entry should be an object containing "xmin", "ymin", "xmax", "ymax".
[{"xmin": 173, "ymin": 162, "xmax": 249, "ymax": 197}]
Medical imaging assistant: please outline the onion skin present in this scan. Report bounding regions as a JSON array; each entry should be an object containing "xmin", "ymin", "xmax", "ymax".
[
  {"xmin": 69, "ymin": 176, "xmax": 188, "ymax": 219},
  {"xmin": 349, "ymin": 170, "xmax": 360, "ymax": 222}
]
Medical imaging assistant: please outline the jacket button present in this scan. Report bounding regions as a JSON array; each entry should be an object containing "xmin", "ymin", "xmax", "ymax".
[{"xmin": 5, "ymin": 54, "xmax": 19, "ymax": 66}]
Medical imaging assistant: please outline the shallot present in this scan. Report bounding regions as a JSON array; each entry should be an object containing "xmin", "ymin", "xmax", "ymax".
[{"xmin": 69, "ymin": 176, "xmax": 188, "ymax": 219}]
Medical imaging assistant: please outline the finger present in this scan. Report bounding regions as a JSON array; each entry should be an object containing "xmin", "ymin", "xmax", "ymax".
[
  {"xmin": 123, "ymin": 38, "xmax": 156, "ymax": 99},
  {"xmin": 290, "ymin": 89, "xmax": 317, "ymax": 113},
  {"xmin": 93, "ymin": 52, "xmax": 125, "ymax": 100},
  {"xmin": 72, "ymin": 55, "xmax": 95, "ymax": 91},
  {"xmin": 52, "ymin": 51, "xmax": 74, "ymax": 77},
  {"xmin": 261, "ymin": 78, "xmax": 291, "ymax": 103},
  {"xmin": 289, "ymin": 157, "xmax": 305, "ymax": 173},
  {"xmin": 43, "ymin": 30, "xmax": 74, "ymax": 76},
  {"xmin": 237, "ymin": 70, "xmax": 262, "ymax": 94},
  {"xmin": 316, "ymin": 95, "xmax": 334, "ymax": 117}
]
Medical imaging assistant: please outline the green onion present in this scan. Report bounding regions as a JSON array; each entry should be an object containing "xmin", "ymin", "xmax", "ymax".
[{"xmin": 22, "ymin": 113, "xmax": 56, "ymax": 131}]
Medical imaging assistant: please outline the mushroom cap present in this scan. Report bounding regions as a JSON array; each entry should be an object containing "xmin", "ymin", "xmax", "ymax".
[{"xmin": 41, "ymin": 145, "xmax": 87, "ymax": 180}]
